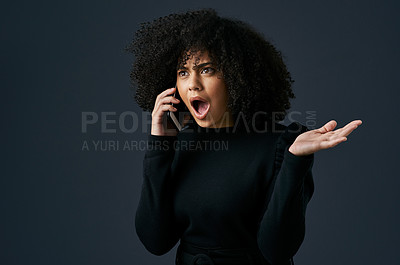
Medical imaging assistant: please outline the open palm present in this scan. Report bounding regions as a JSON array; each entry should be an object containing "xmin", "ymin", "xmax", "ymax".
[{"xmin": 288, "ymin": 120, "xmax": 362, "ymax": 156}]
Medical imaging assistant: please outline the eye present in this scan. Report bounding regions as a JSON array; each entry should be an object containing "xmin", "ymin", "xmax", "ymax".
[
  {"xmin": 178, "ymin": 70, "xmax": 188, "ymax": 77},
  {"xmin": 201, "ymin": 67, "xmax": 215, "ymax": 74}
]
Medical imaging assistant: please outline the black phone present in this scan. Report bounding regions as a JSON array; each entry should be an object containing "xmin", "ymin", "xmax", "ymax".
[{"xmin": 166, "ymin": 84, "xmax": 191, "ymax": 131}]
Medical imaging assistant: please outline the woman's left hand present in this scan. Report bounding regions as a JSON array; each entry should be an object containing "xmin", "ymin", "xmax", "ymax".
[{"xmin": 288, "ymin": 120, "xmax": 362, "ymax": 156}]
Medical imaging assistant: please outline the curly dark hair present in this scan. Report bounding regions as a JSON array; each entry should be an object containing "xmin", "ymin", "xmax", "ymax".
[{"xmin": 126, "ymin": 8, "xmax": 295, "ymax": 125}]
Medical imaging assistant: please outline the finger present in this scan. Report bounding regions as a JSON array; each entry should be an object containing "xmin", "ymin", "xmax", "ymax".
[
  {"xmin": 154, "ymin": 104, "xmax": 176, "ymax": 119},
  {"xmin": 316, "ymin": 120, "xmax": 337, "ymax": 133},
  {"xmin": 155, "ymin": 87, "xmax": 176, "ymax": 103},
  {"xmin": 162, "ymin": 96, "xmax": 180, "ymax": 104},
  {"xmin": 319, "ymin": 119, "xmax": 362, "ymax": 136},
  {"xmin": 155, "ymin": 88, "xmax": 175, "ymax": 110},
  {"xmin": 337, "ymin": 120, "xmax": 362, "ymax": 137},
  {"xmin": 338, "ymin": 120, "xmax": 363, "ymax": 131},
  {"xmin": 160, "ymin": 104, "xmax": 177, "ymax": 113},
  {"xmin": 155, "ymin": 96, "xmax": 180, "ymax": 108},
  {"xmin": 155, "ymin": 94, "xmax": 180, "ymax": 110},
  {"xmin": 152, "ymin": 103, "xmax": 177, "ymax": 119},
  {"xmin": 351, "ymin": 119, "xmax": 363, "ymax": 126}
]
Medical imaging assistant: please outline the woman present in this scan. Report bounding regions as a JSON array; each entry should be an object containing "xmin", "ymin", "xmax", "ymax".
[{"xmin": 127, "ymin": 8, "xmax": 362, "ymax": 265}]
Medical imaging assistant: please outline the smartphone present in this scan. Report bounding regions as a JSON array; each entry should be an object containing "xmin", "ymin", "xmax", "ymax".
[{"xmin": 166, "ymin": 84, "xmax": 191, "ymax": 131}]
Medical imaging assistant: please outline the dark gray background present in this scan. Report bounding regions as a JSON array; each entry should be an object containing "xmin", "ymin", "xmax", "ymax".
[{"xmin": 2, "ymin": 0, "xmax": 399, "ymax": 264}]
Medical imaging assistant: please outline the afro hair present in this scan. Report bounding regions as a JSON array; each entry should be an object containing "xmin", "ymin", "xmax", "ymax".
[{"xmin": 126, "ymin": 8, "xmax": 295, "ymax": 126}]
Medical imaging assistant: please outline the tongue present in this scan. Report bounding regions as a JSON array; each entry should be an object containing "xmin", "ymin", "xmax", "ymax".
[{"xmin": 197, "ymin": 101, "xmax": 209, "ymax": 115}]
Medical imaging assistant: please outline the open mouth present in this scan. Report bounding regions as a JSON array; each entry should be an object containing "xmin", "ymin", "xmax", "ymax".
[{"xmin": 190, "ymin": 97, "xmax": 210, "ymax": 120}]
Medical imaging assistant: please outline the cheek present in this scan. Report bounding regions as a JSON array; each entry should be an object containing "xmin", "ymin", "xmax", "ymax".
[
  {"xmin": 213, "ymin": 95, "xmax": 229, "ymax": 114},
  {"xmin": 181, "ymin": 96, "xmax": 190, "ymax": 109},
  {"xmin": 217, "ymin": 87, "xmax": 229, "ymax": 106},
  {"xmin": 177, "ymin": 87, "xmax": 187, "ymax": 100}
]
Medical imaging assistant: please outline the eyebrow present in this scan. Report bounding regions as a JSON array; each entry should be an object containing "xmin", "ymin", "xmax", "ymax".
[{"xmin": 177, "ymin": 62, "xmax": 214, "ymax": 71}]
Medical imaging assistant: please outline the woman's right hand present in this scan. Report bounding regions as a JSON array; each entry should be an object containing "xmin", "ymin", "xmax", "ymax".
[{"xmin": 151, "ymin": 86, "xmax": 181, "ymax": 136}]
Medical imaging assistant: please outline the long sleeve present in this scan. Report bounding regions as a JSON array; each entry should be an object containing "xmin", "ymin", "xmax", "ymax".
[
  {"xmin": 257, "ymin": 122, "xmax": 315, "ymax": 265},
  {"xmin": 135, "ymin": 134, "xmax": 181, "ymax": 255}
]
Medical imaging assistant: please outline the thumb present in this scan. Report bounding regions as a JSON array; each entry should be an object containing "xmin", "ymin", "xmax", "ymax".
[{"xmin": 317, "ymin": 120, "xmax": 337, "ymax": 133}]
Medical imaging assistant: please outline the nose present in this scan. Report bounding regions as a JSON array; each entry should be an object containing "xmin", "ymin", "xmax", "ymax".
[
  {"xmin": 189, "ymin": 86, "xmax": 201, "ymax": 91},
  {"xmin": 188, "ymin": 74, "xmax": 203, "ymax": 91}
]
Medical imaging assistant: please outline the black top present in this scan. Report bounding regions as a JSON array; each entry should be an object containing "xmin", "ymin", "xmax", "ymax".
[{"xmin": 135, "ymin": 121, "xmax": 315, "ymax": 265}]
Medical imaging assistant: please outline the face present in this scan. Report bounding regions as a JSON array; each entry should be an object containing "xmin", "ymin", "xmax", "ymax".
[{"xmin": 176, "ymin": 50, "xmax": 234, "ymax": 128}]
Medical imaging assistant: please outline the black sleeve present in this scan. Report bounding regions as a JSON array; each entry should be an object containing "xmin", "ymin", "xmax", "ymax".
[
  {"xmin": 257, "ymin": 122, "xmax": 315, "ymax": 265},
  {"xmin": 134, "ymin": 134, "xmax": 181, "ymax": 255}
]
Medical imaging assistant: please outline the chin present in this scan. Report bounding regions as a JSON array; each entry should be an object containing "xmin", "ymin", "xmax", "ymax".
[
  {"xmin": 196, "ymin": 119, "xmax": 226, "ymax": 128},
  {"xmin": 194, "ymin": 119, "xmax": 212, "ymax": 128}
]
